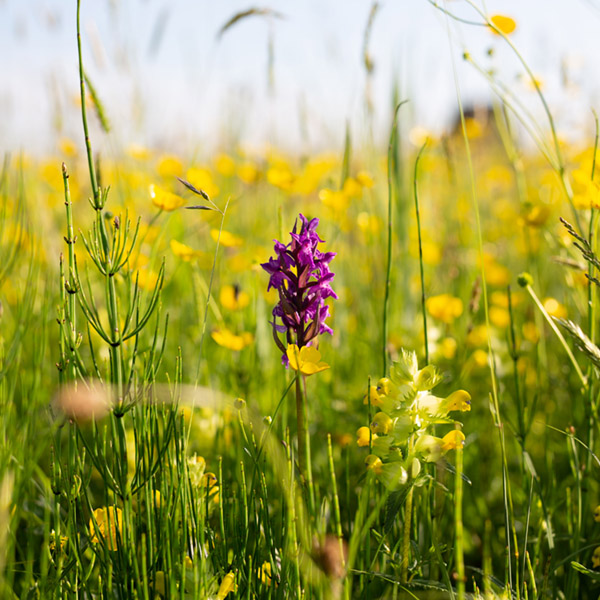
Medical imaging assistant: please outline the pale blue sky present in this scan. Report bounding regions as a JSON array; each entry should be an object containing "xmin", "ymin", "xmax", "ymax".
[{"xmin": 1, "ymin": 0, "xmax": 600, "ymax": 156}]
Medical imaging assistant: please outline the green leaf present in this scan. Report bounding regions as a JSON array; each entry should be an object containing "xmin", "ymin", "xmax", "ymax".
[{"xmin": 571, "ymin": 561, "xmax": 600, "ymax": 581}]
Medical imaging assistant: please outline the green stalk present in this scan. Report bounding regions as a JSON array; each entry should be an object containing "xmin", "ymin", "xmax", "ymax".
[
  {"xmin": 76, "ymin": 0, "xmax": 99, "ymax": 206},
  {"xmin": 383, "ymin": 102, "xmax": 406, "ymax": 374},
  {"xmin": 327, "ymin": 434, "xmax": 345, "ymax": 572},
  {"xmin": 523, "ymin": 282, "xmax": 587, "ymax": 388},
  {"xmin": 455, "ymin": 444, "xmax": 465, "ymax": 600},
  {"xmin": 413, "ymin": 141, "xmax": 429, "ymax": 364},
  {"xmin": 400, "ymin": 487, "xmax": 413, "ymax": 584}
]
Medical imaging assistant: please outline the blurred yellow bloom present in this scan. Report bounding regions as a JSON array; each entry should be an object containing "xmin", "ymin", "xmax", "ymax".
[
  {"xmin": 593, "ymin": 547, "xmax": 600, "ymax": 569},
  {"xmin": 523, "ymin": 204, "xmax": 550, "ymax": 227},
  {"xmin": 220, "ymin": 284, "xmax": 250, "ymax": 310},
  {"xmin": 286, "ymin": 344, "xmax": 330, "ymax": 375},
  {"xmin": 522, "ymin": 321, "xmax": 540, "ymax": 343},
  {"xmin": 542, "ymin": 297, "xmax": 567, "ymax": 319},
  {"xmin": 267, "ymin": 165, "xmax": 294, "ymax": 190},
  {"xmin": 170, "ymin": 239, "xmax": 208, "ymax": 264},
  {"xmin": 439, "ymin": 337, "xmax": 457, "ymax": 360},
  {"xmin": 211, "ymin": 229, "xmax": 243, "ymax": 248},
  {"xmin": 187, "ymin": 166, "xmax": 219, "ymax": 199},
  {"xmin": 59, "ymin": 137, "xmax": 78, "ymax": 157},
  {"xmin": 489, "ymin": 306, "xmax": 510, "ymax": 329},
  {"xmin": 441, "ymin": 430, "xmax": 465, "ymax": 451},
  {"xmin": 342, "ymin": 177, "xmax": 362, "ymax": 198},
  {"xmin": 482, "ymin": 254, "xmax": 510, "ymax": 286},
  {"xmin": 471, "ymin": 349, "xmax": 489, "ymax": 369},
  {"xmin": 237, "ymin": 161, "xmax": 259, "ymax": 184},
  {"xmin": 157, "ymin": 155, "xmax": 183, "ymax": 178},
  {"xmin": 426, "ymin": 294, "xmax": 463, "ymax": 324},
  {"xmin": 211, "ymin": 328, "xmax": 253, "ymax": 351},
  {"xmin": 214, "ymin": 153, "xmax": 236, "ymax": 177},
  {"xmin": 489, "ymin": 14, "xmax": 516, "ymax": 35},
  {"xmin": 217, "ymin": 572, "xmax": 236, "ymax": 600},
  {"xmin": 464, "ymin": 117, "xmax": 483, "ymax": 139},
  {"xmin": 594, "ymin": 505, "xmax": 600, "ymax": 523},
  {"xmin": 89, "ymin": 506, "xmax": 123, "ymax": 551},
  {"xmin": 319, "ymin": 188, "xmax": 349, "ymax": 211},
  {"xmin": 357, "ymin": 212, "xmax": 382, "ymax": 235},
  {"xmin": 356, "ymin": 170, "xmax": 375, "ymax": 188},
  {"xmin": 149, "ymin": 184, "xmax": 185, "ymax": 211},
  {"xmin": 136, "ymin": 268, "xmax": 159, "ymax": 291}
]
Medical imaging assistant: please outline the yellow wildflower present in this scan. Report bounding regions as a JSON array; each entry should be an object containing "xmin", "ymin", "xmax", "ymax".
[
  {"xmin": 286, "ymin": 344, "xmax": 330, "ymax": 375},
  {"xmin": 170, "ymin": 239, "xmax": 206, "ymax": 263},
  {"xmin": 443, "ymin": 390, "xmax": 472, "ymax": 412},
  {"xmin": 441, "ymin": 430, "xmax": 466, "ymax": 451},
  {"xmin": 258, "ymin": 561, "xmax": 273, "ymax": 585},
  {"xmin": 214, "ymin": 153, "xmax": 236, "ymax": 177},
  {"xmin": 365, "ymin": 454, "xmax": 383, "ymax": 475},
  {"xmin": 157, "ymin": 155, "xmax": 183, "ymax": 178},
  {"xmin": 542, "ymin": 297, "xmax": 567, "ymax": 319},
  {"xmin": 211, "ymin": 328, "xmax": 253, "ymax": 351},
  {"xmin": 149, "ymin": 184, "xmax": 185, "ymax": 211},
  {"xmin": 187, "ymin": 166, "xmax": 219, "ymax": 199},
  {"xmin": 370, "ymin": 412, "xmax": 393, "ymax": 435},
  {"xmin": 489, "ymin": 15, "xmax": 516, "ymax": 35},
  {"xmin": 89, "ymin": 506, "xmax": 123, "ymax": 551},
  {"xmin": 593, "ymin": 547, "xmax": 600, "ymax": 569},
  {"xmin": 594, "ymin": 505, "xmax": 600, "ymax": 523},
  {"xmin": 220, "ymin": 284, "xmax": 250, "ymax": 310},
  {"xmin": 211, "ymin": 229, "xmax": 243, "ymax": 248},
  {"xmin": 217, "ymin": 572, "xmax": 236, "ymax": 599},
  {"xmin": 426, "ymin": 294, "xmax": 463, "ymax": 324},
  {"xmin": 356, "ymin": 426, "xmax": 373, "ymax": 447}
]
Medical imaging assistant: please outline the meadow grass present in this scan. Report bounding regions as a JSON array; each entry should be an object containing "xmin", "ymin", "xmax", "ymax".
[{"xmin": 3, "ymin": 2, "xmax": 600, "ymax": 599}]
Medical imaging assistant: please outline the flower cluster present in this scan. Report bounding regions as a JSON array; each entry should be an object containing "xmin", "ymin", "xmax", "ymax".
[
  {"xmin": 357, "ymin": 349, "xmax": 471, "ymax": 489},
  {"xmin": 261, "ymin": 214, "xmax": 336, "ymax": 363}
]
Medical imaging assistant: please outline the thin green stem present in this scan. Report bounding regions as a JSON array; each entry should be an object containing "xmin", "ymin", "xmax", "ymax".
[
  {"xmin": 383, "ymin": 102, "xmax": 407, "ymax": 374},
  {"xmin": 413, "ymin": 141, "xmax": 429, "ymax": 364}
]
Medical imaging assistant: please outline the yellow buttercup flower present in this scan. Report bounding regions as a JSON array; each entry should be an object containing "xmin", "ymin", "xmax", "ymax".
[
  {"xmin": 149, "ymin": 184, "xmax": 185, "ymax": 211},
  {"xmin": 211, "ymin": 229, "xmax": 243, "ymax": 248},
  {"xmin": 89, "ymin": 506, "xmax": 123, "ymax": 551},
  {"xmin": 542, "ymin": 297, "xmax": 567, "ymax": 319},
  {"xmin": 426, "ymin": 294, "xmax": 463, "ymax": 324},
  {"xmin": 220, "ymin": 284, "xmax": 250, "ymax": 311},
  {"xmin": 211, "ymin": 328, "xmax": 253, "ymax": 351},
  {"xmin": 286, "ymin": 344, "xmax": 330, "ymax": 375},
  {"xmin": 594, "ymin": 505, "xmax": 600, "ymax": 523},
  {"xmin": 489, "ymin": 15, "xmax": 516, "ymax": 35}
]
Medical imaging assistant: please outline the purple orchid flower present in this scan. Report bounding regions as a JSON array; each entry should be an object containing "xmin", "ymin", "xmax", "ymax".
[{"xmin": 261, "ymin": 214, "xmax": 337, "ymax": 364}]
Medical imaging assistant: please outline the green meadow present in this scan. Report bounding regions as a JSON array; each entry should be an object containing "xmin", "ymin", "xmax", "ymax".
[{"xmin": 2, "ymin": 2, "xmax": 600, "ymax": 599}]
